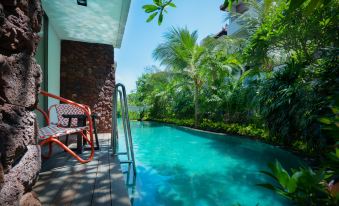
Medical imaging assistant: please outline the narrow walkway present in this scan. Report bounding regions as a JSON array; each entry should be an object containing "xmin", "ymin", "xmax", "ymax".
[{"xmin": 33, "ymin": 134, "xmax": 131, "ymax": 206}]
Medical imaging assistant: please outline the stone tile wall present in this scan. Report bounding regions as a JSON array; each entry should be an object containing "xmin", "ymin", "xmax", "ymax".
[
  {"xmin": 0, "ymin": 0, "xmax": 43, "ymax": 205},
  {"xmin": 60, "ymin": 40, "xmax": 115, "ymax": 133}
]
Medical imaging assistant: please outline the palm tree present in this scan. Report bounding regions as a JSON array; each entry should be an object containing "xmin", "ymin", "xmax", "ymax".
[
  {"xmin": 153, "ymin": 27, "xmax": 204, "ymax": 127},
  {"xmin": 200, "ymin": 36, "xmax": 245, "ymax": 80}
]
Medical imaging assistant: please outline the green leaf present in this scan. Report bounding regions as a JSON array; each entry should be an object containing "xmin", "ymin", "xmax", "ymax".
[
  {"xmin": 319, "ymin": 117, "xmax": 332, "ymax": 125},
  {"xmin": 272, "ymin": 161, "xmax": 291, "ymax": 189},
  {"xmin": 168, "ymin": 2, "xmax": 176, "ymax": 8},
  {"xmin": 147, "ymin": 12, "xmax": 158, "ymax": 23},
  {"xmin": 288, "ymin": 0, "xmax": 305, "ymax": 10},
  {"xmin": 228, "ymin": 0, "xmax": 233, "ymax": 11},
  {"xmin": 158, "ymin": 12, "xmax": 163, "ymax": 25},
  {"xmin": 143, "ymin": 5, "xmax": 159, "ymax": 13},
  {"xmin": 153, "ymin": 0, "xmax": 162, "ymax": 6},
  {"xmin": 304, "ymin": 0, "xmax": 323, "ymax": 15},
  {"xmin": 332, "ymin": 107, "xmax": 339, "ymax": 113},
  {"xmin": 287, "ymin": 171, "xmax": 301, "ymax": 193}
]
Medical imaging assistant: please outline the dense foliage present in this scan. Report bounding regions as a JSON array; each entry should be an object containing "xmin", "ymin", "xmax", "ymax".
[
  {"xmin": 259, "ymin": 159, "xmax": 339, "ymax": 205},
  {"xmin": 142, "ymin": 0, "xmax": 329, "ymax": 25},
  {"xmin": 152, "ymin": 118, "xmax": 269, "ymax": 139},
  {"xmin": 134, "ymin": 0, "xmax": 338, "ymax": 151},
  {"xmin": 134, "ymin": 0, "xmax": 339, "ymax": 204}
]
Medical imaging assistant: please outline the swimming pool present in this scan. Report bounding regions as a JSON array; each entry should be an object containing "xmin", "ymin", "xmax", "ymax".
[{"xmin": 117, "ymin": 121, "xmax": 302, "ymax": 206}]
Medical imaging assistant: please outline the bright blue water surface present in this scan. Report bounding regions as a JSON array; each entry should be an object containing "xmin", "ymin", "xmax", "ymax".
[{"xmin": 117, "ymin": 121, "xmax": 302, "ymax": 206}]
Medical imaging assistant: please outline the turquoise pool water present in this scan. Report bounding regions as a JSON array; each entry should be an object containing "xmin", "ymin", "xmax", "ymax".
[{"xmin": 117, "ymin": 121, "xmax": 302, "ymax": 206}]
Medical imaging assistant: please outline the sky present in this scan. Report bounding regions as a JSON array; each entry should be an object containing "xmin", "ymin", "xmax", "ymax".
[{"xmin": 115, "ymin": 0, "xmax": 226, "ymax": 93}]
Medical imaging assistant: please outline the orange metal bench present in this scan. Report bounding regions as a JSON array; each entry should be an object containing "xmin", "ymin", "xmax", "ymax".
[{"xmin": 36, "ymin": 91, "xmax": 95, "ymax": 164}]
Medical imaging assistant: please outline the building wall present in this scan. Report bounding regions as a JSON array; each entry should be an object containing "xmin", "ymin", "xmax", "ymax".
[
  {"xmin": 35, "ymin": 19, "xmax": 61, "ymax": 125},
  {"xmin": 228, "ymin": 1, "xmax": 261, "ymax": 36},
  {"xmin": 60, "ymin": 40, "xmax": 115, "ymax": 133},
  {"xmin": 0, "ymin": 0, "xmax": 43, "ymax": 205},
  {"xmin": 47, "ymin": 24, "xmax": 61, "ymax": 123},
  {"xmin": 35, "ymin": 34, "xmax": 46, "ymax": 126}
]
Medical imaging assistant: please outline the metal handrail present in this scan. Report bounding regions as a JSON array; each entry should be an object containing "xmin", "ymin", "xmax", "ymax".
[
  {"xmin": 118, "ymin": 90, "xmax": 130, "ymax": 161},
  {"xmin": 112, "ymin": 83, "xmax": 137, "ymax": 177}
]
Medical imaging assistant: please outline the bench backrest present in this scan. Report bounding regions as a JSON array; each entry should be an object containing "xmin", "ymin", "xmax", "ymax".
[{"xmin": 54, "ymin": 104, "xmax": 84, "ymax": 127}]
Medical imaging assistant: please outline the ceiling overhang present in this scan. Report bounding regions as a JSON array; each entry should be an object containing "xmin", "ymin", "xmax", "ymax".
[{"xmin": 42, "ymin": 0, "xmax": 131, "ymax": 48}]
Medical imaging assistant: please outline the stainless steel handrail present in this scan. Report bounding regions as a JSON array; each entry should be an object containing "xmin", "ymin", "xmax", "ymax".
[{"xmin": 112, "ymin": 83, "xmax": 137, "ymax": 177}]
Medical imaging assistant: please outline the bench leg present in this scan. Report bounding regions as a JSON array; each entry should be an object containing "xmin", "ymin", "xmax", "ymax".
[{"xmin": 40, "ymin": 132, "xmax": 94, "ymax": 164}]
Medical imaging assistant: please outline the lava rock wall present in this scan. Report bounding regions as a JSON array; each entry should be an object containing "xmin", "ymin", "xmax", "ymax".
[
  {"xmin": 0, "ymin": 0, "xmax": 43, "ymax": 205},
  {"xmin": 60, "ymin": 40, "xmax": 115, "ymax": 133}
]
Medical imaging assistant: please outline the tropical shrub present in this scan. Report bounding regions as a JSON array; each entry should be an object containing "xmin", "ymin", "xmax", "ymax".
[
  {"xmin": 149, "ymin": 118, "xmax": 269, "ymax": 140},
  {"xmin": 260, "ymin": 93, "xmax": 339, "ymax": 205},
  {"xmin": 258, "ymin": 50, "xmax": 338, "ymax": 150},
  {"xmin": 259, "ymin": 160, "xmax": 339, "ymax": 205}
]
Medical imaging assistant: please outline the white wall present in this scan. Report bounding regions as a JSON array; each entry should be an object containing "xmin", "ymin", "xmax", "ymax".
[
  {"xmin": 228, "ymin": 2, "xmax": 261, "ymax": 36},
  {"xmin": 47, "ymin": 23, "xmax": 61, "ymax": 123}
]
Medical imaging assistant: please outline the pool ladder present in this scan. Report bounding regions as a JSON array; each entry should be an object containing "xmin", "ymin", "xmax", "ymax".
[{"xmin": 112, "ymin": 83, "xmax": 137, "ymax": 180}]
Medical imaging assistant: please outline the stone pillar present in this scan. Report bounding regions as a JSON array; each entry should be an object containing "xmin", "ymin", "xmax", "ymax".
[
  {"xmin": 60, "ymin": 40, "xmax": 115, "ymax": 133},
  {"xmin": 0, "ymin": 0, "xmax": 43, "ymax": 205}
]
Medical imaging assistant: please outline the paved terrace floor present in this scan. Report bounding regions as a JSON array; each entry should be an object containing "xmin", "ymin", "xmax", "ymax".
[{"xmin": 33, "ymin": 134, "xmax": 131, "ymax": 206}]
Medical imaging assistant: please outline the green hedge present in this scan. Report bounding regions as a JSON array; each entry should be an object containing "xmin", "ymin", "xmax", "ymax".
[
  {"xmin": 148, "ymin": 118, "xmax": 269, "ymax": 140},
  {"xmin": 140, "ymin": 118, "xmax": 316, "ymax": 155}
]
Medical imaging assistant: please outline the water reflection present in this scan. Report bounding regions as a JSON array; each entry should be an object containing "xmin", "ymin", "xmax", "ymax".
[{"xmin": 117, "ymin": 121, "xmax": 300, "ymax": 206}]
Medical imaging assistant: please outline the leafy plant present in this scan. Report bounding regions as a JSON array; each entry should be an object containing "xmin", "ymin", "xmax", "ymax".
[
  {"xmin": 146, "ymin": 118, "xmax": 269, "ymax": 140},
  {"xmin": 259, "ymin": 160, "xmax": 338, "ymax": 205},
  {"xmin": 142, "ymin": 0, "xmax": 176, "ymax": 25},
  {"xmin": 258, "ymin": 46, "xmax": 338, "ymax": 147}
]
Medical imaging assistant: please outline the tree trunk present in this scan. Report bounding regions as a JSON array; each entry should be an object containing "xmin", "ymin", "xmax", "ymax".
[
  {"xmin": 0, "ymin": 1, "xmax": 43, "ymax": 205},
  {"xmin": 194, "ymin": 81, "xmax": 199, "ymax": 128}
]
